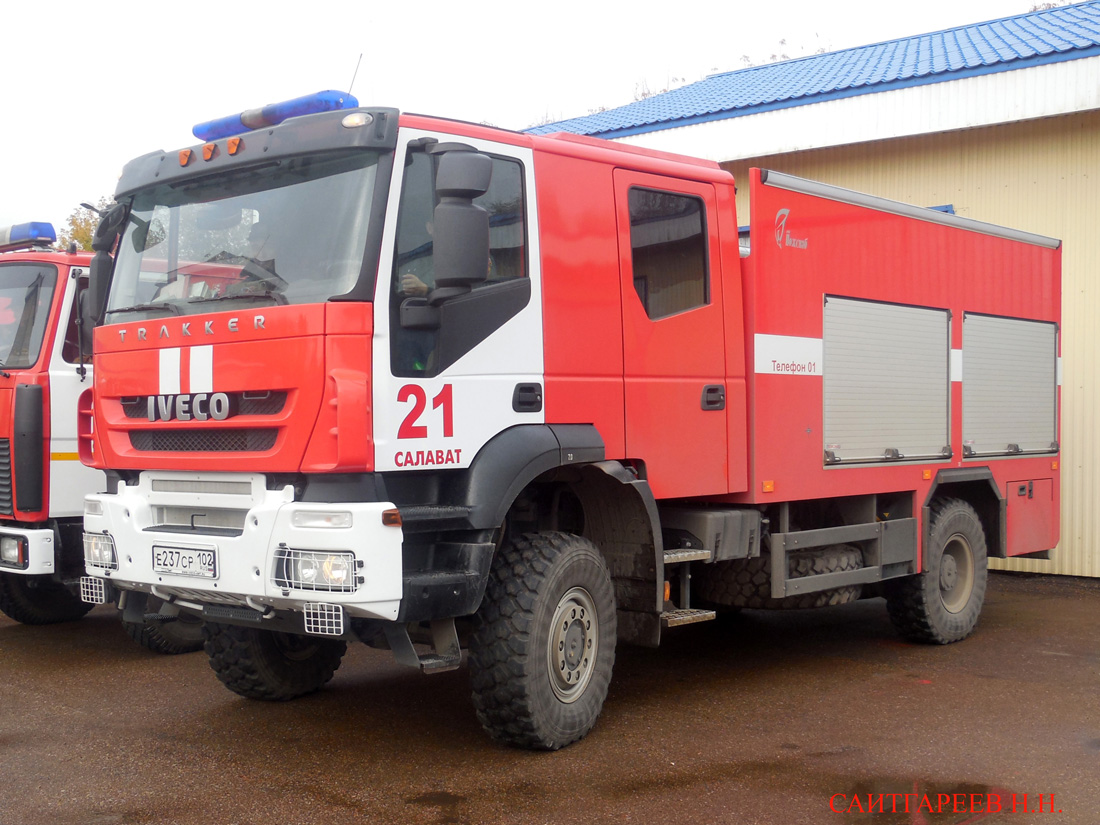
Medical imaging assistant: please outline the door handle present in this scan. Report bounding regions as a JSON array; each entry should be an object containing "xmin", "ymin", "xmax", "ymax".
[
  {"xmin": 701, "ymin": 384, "xmax": 725, "ymax": 411},
  {"xmin": 512, "ymin": 383, "xmax": 543, "ymax": 413}
]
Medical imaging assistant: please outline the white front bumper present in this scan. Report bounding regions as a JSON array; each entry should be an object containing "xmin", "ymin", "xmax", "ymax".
[{"xmin": 83, "ymin": 471, "xmax": 403, "ymax": 620}]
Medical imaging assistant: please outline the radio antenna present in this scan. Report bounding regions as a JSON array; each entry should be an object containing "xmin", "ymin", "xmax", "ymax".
[{"xmin": 348, "ymin": 53, "xmax": 363, "ymax": 98}]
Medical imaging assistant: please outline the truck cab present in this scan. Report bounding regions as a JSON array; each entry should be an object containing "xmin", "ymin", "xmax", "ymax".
[{"xmin": 0, "ymin": 222, "xmax": 98, "ymax": 623}]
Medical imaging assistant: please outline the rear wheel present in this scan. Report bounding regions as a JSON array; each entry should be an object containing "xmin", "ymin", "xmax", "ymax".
[
  {"xmin": 203, "ymin": 623, "xmax": 346, "ymax": 700},
  {"xmin": 469, "ymin": 532, "xmax": 617, "ymax": 750},
  {"xmin": 886, "ymin": 497, "xmax": 988, "ymax": 644},
  {"xmin": 0, "ymin": 573, "xmax": 94, "ymax": 625}
]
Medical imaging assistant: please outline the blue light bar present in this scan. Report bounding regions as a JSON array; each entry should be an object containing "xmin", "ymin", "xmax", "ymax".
[
  {"xmin": 0, "ymin": 222, "xmax": 57, "ymax": 252},
  {"xmin": 192, "ymin": 90, "xmax": 360, "ymax": 142}
]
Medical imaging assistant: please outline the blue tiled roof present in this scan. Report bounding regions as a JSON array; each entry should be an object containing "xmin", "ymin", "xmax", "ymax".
[{"xmin": 528, "ymin": 1, "xmax": 1100, "ymax": 138}]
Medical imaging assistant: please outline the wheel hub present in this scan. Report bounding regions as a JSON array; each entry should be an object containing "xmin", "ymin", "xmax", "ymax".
[
  {"xmin": 940, "ymin": 554, "xmax": 958, "ymax": 592},
  {"xmin": 939, "ymin": 534, "xmax": 975, "ymax": 614},
  {"xmin": 548, "ymin": 586, "xmax": 598, "ymax": 704}
]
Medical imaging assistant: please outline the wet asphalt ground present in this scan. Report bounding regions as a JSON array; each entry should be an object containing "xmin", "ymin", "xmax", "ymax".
[{"xmin": 0, "ymin": 571, "xmax": 1097, "ymax": 825}]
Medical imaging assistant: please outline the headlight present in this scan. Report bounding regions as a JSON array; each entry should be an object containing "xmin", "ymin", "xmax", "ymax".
[
  {"xmin": 0, "ymin": 536, "xmax": 26, "ymax": 567},
  {"xmin": 276, "ymin": 548, "xmax": 356, "ymax": 592},
  {"xmin": 83, "ymin": 533, "xmax": 118, "ymax": 570}
]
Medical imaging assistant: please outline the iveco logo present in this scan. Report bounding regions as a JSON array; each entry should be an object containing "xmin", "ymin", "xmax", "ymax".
[
  {"xmin": 147, "ymin": 393, "xmax": 236, "ymax": 422},
  {"xmin": 775, "ymin": 208, "xmax": 809, "ymax": 250}
]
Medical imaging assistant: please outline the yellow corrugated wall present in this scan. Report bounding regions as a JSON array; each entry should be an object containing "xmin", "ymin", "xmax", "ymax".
[{"xmin": 722, "ymin": 111, "xmax": 1100, "ymax": 577}]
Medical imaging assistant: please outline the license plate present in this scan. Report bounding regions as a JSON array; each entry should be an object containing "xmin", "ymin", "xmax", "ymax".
[{"xmin": 152, "ymin": 545, "xmax": 218, "ymax": 579}]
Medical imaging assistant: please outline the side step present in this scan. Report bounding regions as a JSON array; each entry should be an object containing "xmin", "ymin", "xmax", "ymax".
[
  {"xmin": 383, "ymin": 619, "xmax": 463, "ymax": 673},
  {"xmin": 662, "ymin": 608, "xmax": 717, "ymax": 627},
  {"xmin": 661, "ymin": 547, "xmax": 716, "ymax": 626}
]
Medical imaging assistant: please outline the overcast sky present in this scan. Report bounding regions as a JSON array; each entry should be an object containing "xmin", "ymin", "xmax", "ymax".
[{"xmin": 1, "ymin": 0, "xmax": 1039, "ymax": 231}]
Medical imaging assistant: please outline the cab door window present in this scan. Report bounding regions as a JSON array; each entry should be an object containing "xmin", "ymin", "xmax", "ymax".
[
  {"xmin": 627, "ymin": 188, "xmax": 709, "ymax": 319},
  {"xmin": 390, "ymin": 149, "xmax": 529, "ymax": 377}
]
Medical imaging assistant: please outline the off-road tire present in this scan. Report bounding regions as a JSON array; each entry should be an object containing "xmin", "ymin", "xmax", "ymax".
[
  {"xmin": 124, "ymin": 604, "xmax": 205, "ymax": 655},
  {"xmin": 203, "ymin": 623, "xmax": 346, "ymax": 701},
  {"xmin": 886, "ymin": 497, "xmax": 988, "ymax": 644},
  {"xmin": 468, "ymin": 532, "xmax": 617, "ymax": 750},
  {"xmin": 695, "ymin": 544, "xmax": 864, "ymax": 610},
  {"xmin": 0, "ymin": 573, "xmax": 94, "ymax": 624}
]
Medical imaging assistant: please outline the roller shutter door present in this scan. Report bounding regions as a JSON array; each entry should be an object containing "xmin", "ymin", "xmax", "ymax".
[
  {"xmin": 962, "ymin": 313, "xmax": 1057, "ymax": 456},
  {"xmin": 823, "ymin": 296, "xmax": 950, "ymax": 464}
]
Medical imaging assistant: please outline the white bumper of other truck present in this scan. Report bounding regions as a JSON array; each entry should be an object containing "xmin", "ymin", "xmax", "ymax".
[
  {"xmin": 0, "ymin": 525, "xmax": 57, "ymax": 575},
  {"xmin": 80, "ymin": 471, "xmax": 403, "ymax": 624}
]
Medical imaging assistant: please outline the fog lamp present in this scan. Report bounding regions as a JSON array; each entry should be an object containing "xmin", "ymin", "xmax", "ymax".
[
  {"xmin": 0, "ymin": 536, "xmax": 25, "ymax": 566},
  {"xmin": 83, "ymin": 533, "xmax": 117, "ymax": 569},
  {"xmin": 84, "ymin": 499, "xmax": 104, "ymax": 516}
]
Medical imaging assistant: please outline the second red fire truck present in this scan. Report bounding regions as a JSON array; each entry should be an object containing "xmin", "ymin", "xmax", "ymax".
[{"xmin": 79, "ymin": 92, "xmax": 1061, "ymax": 749}]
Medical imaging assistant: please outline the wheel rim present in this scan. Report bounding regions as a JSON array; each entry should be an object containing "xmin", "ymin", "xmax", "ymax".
[
  {"xmin": 547, "ymin": 586, "xmax": 598, "ymax": 704},
  {"xmin": 939, "ymin": 533, "xmax": 975, "ymax": 614},
  {"xmin": 273, "ymin": 632, "xmax": 323, "ymax": 661}
]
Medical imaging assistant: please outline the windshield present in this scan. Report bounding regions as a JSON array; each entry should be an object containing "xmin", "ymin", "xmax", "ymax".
[
  {"xmin": 0, "ymin": 263, "xmax": 58, "ymax": 369},
  {"xmin": 108, "ymin": 150, "xmax": 381, "ymax": 319}
]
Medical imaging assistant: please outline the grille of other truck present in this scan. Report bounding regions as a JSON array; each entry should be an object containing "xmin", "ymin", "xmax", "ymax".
[
  {"xmin": 120, "ymin": 392, "xmax": 288, "ymax": 419},
  {"xmin": 0, "ymin": 440, "xmax": 11, "ymax": 515},
  {"xmin": 129, "ymin": 430, "xmax": 277, "ymax": 452}
]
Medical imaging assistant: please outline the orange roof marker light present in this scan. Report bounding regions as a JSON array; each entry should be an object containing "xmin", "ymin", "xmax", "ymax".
[
  {"xmin": 202, "ymin": 143, "xmax": 218, "ymax": 161},
  {"xmin": 227, "ymin": 137, "xmax": 243, "ymax": 155},
  {"xmin": 192, "ymin": 90, "xmax": 359, "ymax": 142},
  {"xmin": 178, "ymin": 149, "xmax": 193, "ymax": 167}
]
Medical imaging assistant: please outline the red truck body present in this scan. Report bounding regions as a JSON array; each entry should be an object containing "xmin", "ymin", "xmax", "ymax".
[{"xmin": 79, "ymin": 100, "xmax": 1061, "ymax": 749}]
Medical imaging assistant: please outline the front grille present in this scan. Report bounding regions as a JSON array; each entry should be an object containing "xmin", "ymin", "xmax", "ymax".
[
  {"xmin": 0, "ymin": 439, "xmax": 11, "ymax": 515},
  {"xmin": 120, "ymin": 392, "xmax": 288, "ymax": 419},
  {"xmin": 130, "ymin": 429, "xmax": 277, "ymax": 452}
]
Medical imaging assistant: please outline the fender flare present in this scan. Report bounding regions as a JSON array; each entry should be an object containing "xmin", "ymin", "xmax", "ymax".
[{"xmin": 452, "ymin": 424, "xmax": 605, "ymax": 530}]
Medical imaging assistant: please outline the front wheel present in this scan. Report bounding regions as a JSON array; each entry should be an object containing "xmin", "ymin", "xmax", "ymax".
[
  {"xmin": 886, "ymin": 497, "xmax": 988, "ymax": 644},
  {"xmin": 203, "ymin": 623, "xmax": 346, "ymax": 701},
  {"xmin": 0, "ymin": 573, "xmax": 94, "ymax": 625},
  {"xmin": 468, "ymin": 531, "xmax": 617, "ymax": 750}
]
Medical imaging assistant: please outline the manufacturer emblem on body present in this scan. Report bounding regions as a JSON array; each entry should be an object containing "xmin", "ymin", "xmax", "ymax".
[{"xmin": 147, "ymin": 393, "xmax": 236, "ymax": 421}]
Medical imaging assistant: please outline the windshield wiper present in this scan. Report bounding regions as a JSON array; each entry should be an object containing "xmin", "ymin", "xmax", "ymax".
[
  {"xmin": 106, "ymin": 302, "xmax": 182, "ymax": 317},
  {"xmin": 188, "ymin": 290, "xmax": 287, "ymax": 305}
]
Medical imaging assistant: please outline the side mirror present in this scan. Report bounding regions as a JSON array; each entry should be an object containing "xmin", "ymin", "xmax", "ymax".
[
  {"xmin": 431, "ymin": 151, "xmax": 492, "ymax": 292},
  {"xmin": 85, "ymin": 203, "xmax": 128, "ymax": 332}
]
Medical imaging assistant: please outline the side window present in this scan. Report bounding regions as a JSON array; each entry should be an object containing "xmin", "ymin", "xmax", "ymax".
[
  {"xmin": 628, "ymin": 188, "xmax": 708, "ymax": 319},
  {"xmin": 390, "ymin": 148, "xmax": 529, "ymax": 377}
]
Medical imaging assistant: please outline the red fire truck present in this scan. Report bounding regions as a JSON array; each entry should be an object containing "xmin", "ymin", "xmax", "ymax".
[
  {"xmin": 0, "ymin": 222, "xmax": 202, "ymax": 653},
  {"xmin": 78, "ymin": 92, "xmax": 1061, "ymax": 750}
]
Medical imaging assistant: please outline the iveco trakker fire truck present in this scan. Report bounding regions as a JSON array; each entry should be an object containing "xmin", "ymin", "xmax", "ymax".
[
  {"xmin": 79, "ymin": 91, "xmax": 1061, "ymax": 750},
  {"xmin": 0, "ymin": 222, "xmax": 202, "ymax": 653}
]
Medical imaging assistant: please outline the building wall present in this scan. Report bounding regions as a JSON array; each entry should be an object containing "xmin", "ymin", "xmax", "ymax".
[{"xmin": 721, "ymin": 111, "xmax": 1100, "ymax": 577}]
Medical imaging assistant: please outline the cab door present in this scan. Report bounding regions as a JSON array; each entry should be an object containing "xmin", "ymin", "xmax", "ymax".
[
  {"xmin": 614, "ymin": 170, "xmax": 726, "ymax": 499},
  {"xmin": 47, "ymin": 267, "xmax": 103, "ymax": 515}
]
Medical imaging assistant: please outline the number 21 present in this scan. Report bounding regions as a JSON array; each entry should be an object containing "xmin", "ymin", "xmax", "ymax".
[{"xmin": 398, "ymin": 384, "xmax": 454, "ymax": 439}]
